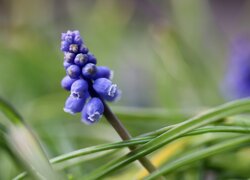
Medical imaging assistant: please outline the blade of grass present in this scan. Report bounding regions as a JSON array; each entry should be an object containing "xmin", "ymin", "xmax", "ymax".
[
  {"xmin": 0, "ymin": 98, "xmax": 23, "ymax": 125},
  {"xmin": 44, "ymin": 125, "xmax": 250, "ymax": 165},
  {"xmin": 85, "ymin": 98, "xmax": 250, "ymax": 179},
  {"xmin": 145, "ymin": 135, "xmax": 250, "ymax": 179},
  {"xmin": 13, "ymin": 124, "xmax": 250, "ymax": 179},
  {"xmin": 0, "ymin": 97, "xmax": 60, "ymax": 179},
  {"xmin": 188, "ymin": 125, "xmax": 250, "ymax": 136}
]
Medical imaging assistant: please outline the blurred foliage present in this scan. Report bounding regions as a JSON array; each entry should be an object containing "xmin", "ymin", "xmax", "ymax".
[{"xmin": 0, "ymin": 0, "xmax": 250, "ymax": 179}]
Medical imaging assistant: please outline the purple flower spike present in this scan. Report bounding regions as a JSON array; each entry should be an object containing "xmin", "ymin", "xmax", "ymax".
[
  {"xmin": 93, "ymin": 78, "xmax": 121, "ymax": 101},
  {"xmin": 60, "ymin": 30, "xmax": 121, "ymax": 124},
  {"xmin": 71, "ymin": 79, "xmax": 89, "ymax": 98},
  {"xmin": 74, "ymin": 53, "xmax": 88, "ymax": 66},
  {"xmin": 81, "ymin": 98, "xmax": 104, "ymax": 125},
  {"xmin": 64, "ymin": 96, "xmax": 85, "ymax": 114},
  {"xmin": 61, "ymin": 76, "xmax": 77, "ymax": 91},
  {"xmin": 94, "ymin": 66, "xmax": 113, "ymax": 80},
  {"xmin": 66, "ymin": 65, "xmax": 81, "ymax": 79},
  {"xmin": 82, "ymin": 63, "xmax": 97, "ymax": 79}
]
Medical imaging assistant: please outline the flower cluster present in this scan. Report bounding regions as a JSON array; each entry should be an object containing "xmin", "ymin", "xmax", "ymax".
[
  {"xmin": 60, "ymin": 30, "xmax": 121, "ymax": 124},
  {"xmin": 224, "ymin": 36, "xmax": 250, "ymax": 99}
]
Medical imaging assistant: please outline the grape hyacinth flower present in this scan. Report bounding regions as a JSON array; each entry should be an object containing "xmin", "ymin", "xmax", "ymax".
[
  {"xmin": 60, "ymin": 30, "xmax": 157, "ymax": 174},
  {"xmin": 224, "ymin": 36, "xmax": 250, "ymax": 99},
  {"xmin": 60, "ymin": 30, "xmax": 120, "ymax": 125}
]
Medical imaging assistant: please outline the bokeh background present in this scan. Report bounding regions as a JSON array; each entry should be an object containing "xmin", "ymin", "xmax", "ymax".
[{"xmin": 1, "ymin": 0, "xmax": 250, "ymax": 179}]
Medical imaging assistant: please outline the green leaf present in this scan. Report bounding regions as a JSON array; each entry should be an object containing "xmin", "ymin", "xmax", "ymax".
[
  {"xmin": 145, "ymin": 135, "xmax": 250, "ymax": 179},
  {"xmin": 0, "ymin": 97, "xmax": 60, "ymax": 180},
  {"xmin": 0, "ymin": 97, "xmax": 23, "ymax": 125},
  {"xmin": 85, "ymin": 98, "xmax": 250, "ymax": 179},
  {"xmin": 13, "ymin": 124, "xmax": 250, "ymax": 179}
]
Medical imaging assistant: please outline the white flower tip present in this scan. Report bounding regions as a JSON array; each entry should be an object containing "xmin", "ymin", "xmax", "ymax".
[
  {"xmin": 63, "ymin": 108, "xmax": 75, "ymax": 115},
  {"xmin": 109, "ymin": 70, "xmax": 114, "ymax": 80},
  {"xmin": 88, "ymin": 112, "xmax": 102, "ymax": 122},
  {"xmin": 108, "ymin": 84, "xmax": 117, "ymax": 97}
]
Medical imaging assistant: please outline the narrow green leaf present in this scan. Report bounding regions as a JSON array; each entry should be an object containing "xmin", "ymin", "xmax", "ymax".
[
  {"xmin": 0, "ymin": 97, "xmax": 60, "ymax": 179},
  {"xmin": 50, "ymin": 138, "xmax": 151, "ymax": 164},
  {"xmin": 0, "ymin": 97, "xmax": 23, "ymax": 125},
  {"xmin": 86, "ymin": 99, "xmax": 250, "ymax": 179},
  {"xmin": 13, "ymin": 124, "xmax": 250, "ymax": 179},
  {"xmin": 145, "ymin": 135, "xmax": 250, "ymax": 179}
]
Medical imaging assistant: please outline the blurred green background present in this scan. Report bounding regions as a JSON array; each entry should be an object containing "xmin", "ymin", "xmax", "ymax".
[{"xmin": 1, "ymin": 0, "xmax": 250, "ymax": 179}]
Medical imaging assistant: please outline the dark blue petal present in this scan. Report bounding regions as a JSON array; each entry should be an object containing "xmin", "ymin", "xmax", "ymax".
[
  {"xmin": 82, "ymin": 63, "xmax": 97, "ymax": 79},
  {"xmin": 64, "ymin": 34, "xmax": 73, "ymax": 44},
  {"xmin": 64, "ymin": 96, "xmax": 85, "ymax": 114},
  {"xmin": 66, "ymin": 65, "xmax": 81, "ymax": 79},
  {"xmin": 74, "ymin": 35, "xmax": 83, "ymax": 45},
  {"xmin": 74, "ymin": 53, "xmax": 88, "ymax": 66},
  {"xmin": 61, "ymin": 76, "xmax": 77, "ymax": 91},
  {"xmin": 61, "ymin": 41, "xmax": 69, "ymax": 52},
  {"xmin": 64, "ymin": 52, "xmax": 75, "ymax": 63},
  {"xmin": 79, "ymin": 44, "xmax": 89, "ymax": 54},
  {"xmin": 63, "ymin": 61, "xmax": 72, "ymax": 69},
  {"xmin": 70, "ymin": 79, "xmax": 90, "ymax": 98},
  {"xmin": 93, "ymin": 66, "xmax": 113, "ymax": 80},
  {"xmin": 93, "ymin": 78, "xmax": 121, "ymax": 101},
  {"xmin": 87, "ymin": 53, "xmax": 97, "ymax": 64},
  {"xmin": 81, "ymin": 98, "xmax": 104, "ymax": 125}
]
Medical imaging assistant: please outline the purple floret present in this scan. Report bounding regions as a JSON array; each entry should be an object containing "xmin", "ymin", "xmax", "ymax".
[
  {"xmin": 70, "ymin": 79, "xmax": 89, "ymax": 99},
  {"xmin": 87, "ymin": 53, "xmax": 97, "ymax": 64},
  {"xmin": 63, "ymin": 61, "xmax": 72, "ymax": 69},
  {"xmin": 64, "ymin": 52, "xmax": 76, "ymax": 63},
  {"xmin": 61, "ymin": 76, "xmax": 77, "ymax": 91},
  {"xmin": 66, "ymin": 65, "xmax": 81, "ymax": 79},
  {"xmin": 93, "ymin": 78, "xmax": 121, "ymax": 102},
  {"xmin": 93, "ymin": 66, "xmax": 113, "ymax": 80},
  {"xmin": 81, "ymin": 98, "xmax": 104, "ymax": 125},
  {"xmin": 64, "ymin": 95, "xmax": 86, "ymax": 114},
  {"xmin": 79, "ymin": 44, "xmax": 89, "ymax": 54},
  {"xmin": 74, "ymin": 53, "xmax": 88, "ymax": 66},
  {"xmin": 82, "ymin": 63, "xmax": 97, "ymax": 79}
]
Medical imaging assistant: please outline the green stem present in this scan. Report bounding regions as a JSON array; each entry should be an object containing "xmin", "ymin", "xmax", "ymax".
[
  {"xmin": 89, "ymin": 80, "xmax": 158, "ymax": 176},
  {"xmin": 102, "ymin": 101, "xmax": 159, "ymax": 175}
]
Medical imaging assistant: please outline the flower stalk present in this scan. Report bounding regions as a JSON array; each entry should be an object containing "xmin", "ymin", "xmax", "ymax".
[{"xmin": 102, "ymin": 100, "xmax": 158, "ymax": 173}]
